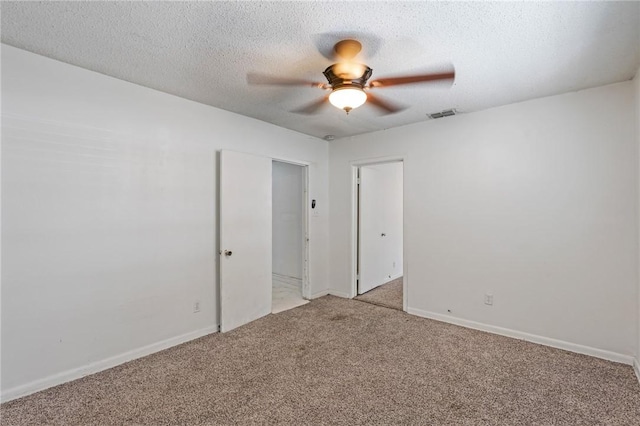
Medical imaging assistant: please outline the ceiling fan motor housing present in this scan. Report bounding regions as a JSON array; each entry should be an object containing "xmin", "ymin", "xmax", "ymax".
[{"xmin": 323, "ymin": 64, "xmax": 372, "ymax": 90}]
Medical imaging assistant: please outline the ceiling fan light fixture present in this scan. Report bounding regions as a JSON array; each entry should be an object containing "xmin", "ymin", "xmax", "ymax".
[{"xmin": 329, "ymin": 87, "xmax": 367, "ymax": 113}]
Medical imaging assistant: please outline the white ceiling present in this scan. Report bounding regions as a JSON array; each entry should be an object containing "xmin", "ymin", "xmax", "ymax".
[{"xmin": 2, "ymin": 1, "xmax": 639, "ymax": 140}]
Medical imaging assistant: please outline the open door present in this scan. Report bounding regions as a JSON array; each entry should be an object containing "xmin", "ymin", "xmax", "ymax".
[
  {"xmin": 357, "ymin": 162, "xmax": 404, "ymax": 295},
  {"xmin": 358, "ymin": 166, "xmax": 379, "ymax": 294},
  {"xmin": 220, "ymin": 150, "xmax": 272, "ymax": 332}
]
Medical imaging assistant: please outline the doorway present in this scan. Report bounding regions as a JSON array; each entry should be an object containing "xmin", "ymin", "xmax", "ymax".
[
  {"xmin": 353, "ymin": 161, "xmax": 404, "ymax": 311},
  {"xmin": 219, "ymin": 151, "xmax": 311, "ymax": 332},
  {"xmin": 271, "ymin": 160, "xmax": 309, "ymax": 313}
]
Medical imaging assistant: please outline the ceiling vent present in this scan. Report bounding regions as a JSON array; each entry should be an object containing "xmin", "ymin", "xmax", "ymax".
[{"xmin": 428, "ymin": 109, "xmax": 457, "ymax": 119}]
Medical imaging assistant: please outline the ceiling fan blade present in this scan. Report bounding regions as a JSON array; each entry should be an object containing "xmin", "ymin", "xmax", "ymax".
[
  {"xmin": 366, "ymin": 93, "xmax": 405, "ymax": 114},
  {"xmin": 247, "ymin": 73, "xmax": 326, "ymax": 88},
  {"xmin": 369, "ymin": 71, "xmax": 455, "ymax": 88},
  {"xmin": 292, "ymin": 96, "xmax": 329, "ymax": 115}
]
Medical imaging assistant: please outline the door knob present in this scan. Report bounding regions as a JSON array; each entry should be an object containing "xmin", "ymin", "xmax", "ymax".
[{"xmin": 224, "ymin": 250, "xmax": 233, "ymax": 257}]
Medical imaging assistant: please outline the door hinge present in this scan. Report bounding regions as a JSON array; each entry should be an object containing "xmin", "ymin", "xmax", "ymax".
[{"xmin": 356, "ymin": 177, "xmax": 361, "ymax": 185}]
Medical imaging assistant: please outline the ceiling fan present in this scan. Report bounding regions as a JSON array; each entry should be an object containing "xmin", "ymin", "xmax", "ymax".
[{"xmin": 247, "ymin": 39, "xmax": 455, "ymax": 115}]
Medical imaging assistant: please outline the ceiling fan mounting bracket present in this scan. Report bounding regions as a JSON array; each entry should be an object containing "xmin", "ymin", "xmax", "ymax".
[{"xmin": 334, "ymin": 39, "xmax": 362, "ymax": 60}]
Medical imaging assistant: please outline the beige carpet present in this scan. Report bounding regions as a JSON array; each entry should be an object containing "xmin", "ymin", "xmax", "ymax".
[
  {"xmin": 354, "ymin": 276, "xmax": 403, "ymax": 310},
  {"xmin": 2, "ymin": 296, "xmax": 640, "ymax": 425}
]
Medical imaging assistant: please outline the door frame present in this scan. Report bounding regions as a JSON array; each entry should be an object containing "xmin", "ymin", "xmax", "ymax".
[
  {"xmin": 271, "ymin": 156, "xmax": 311, "ymax": 300},
  {"xmin": 350, "ymin": 155, "xmax": 407, "ymax": 311}
]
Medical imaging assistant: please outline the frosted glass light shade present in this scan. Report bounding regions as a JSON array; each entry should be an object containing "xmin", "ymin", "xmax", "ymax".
[{"xmin": 329, "ymin": 87, "xmax": 367, "ymax": 112}]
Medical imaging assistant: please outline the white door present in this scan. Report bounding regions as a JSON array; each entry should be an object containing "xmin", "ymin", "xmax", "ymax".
[
  {"xmin": 220, "ymin": 150, "xmax": 272, "ymax": 332},
  {"xmin": 358, "ymin": 163, "xmax": 404, "ymax": 294},
  {"xmin": 358, "ymin": 166, "xmax": 382, "ymax": 294}
]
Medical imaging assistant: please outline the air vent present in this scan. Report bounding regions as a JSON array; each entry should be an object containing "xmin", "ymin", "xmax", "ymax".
[{"xmin": 428, "ymin": 109, "xmax": 457, "ymax": 119}]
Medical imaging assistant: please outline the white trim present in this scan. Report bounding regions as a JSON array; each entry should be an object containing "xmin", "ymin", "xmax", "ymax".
[
  {"xmin": 268, "ymin": 156, "xmax": 311, "ymax": 167},
  {"xmin": 0, "ymin": 324, "xmax": 219, "ymax": 403},
  {"xmin": 402, "ymin": 259, "xmax": 408, "ymax": 312},
  {"xmin": 349, "ymin": 154, "xmax": 406, "ymax": 167},
  {"xmin": 310, "ymin": 290, "xmax": 329, "ymax": 299},
  {"xmin": 401, "ymin": 159, "xmax": 408, "ymax": 313},
  {"xmin": 634, "ymin": 358, "xmax": 640, "ymax": 384},
  {"xmin": 407, "ymin": 307, "xmax": 634, "ymax": 365},
  {"xmin": 350, "ymin": 164, "xmax": 359, "ymax": 299},
  {"xmin": 302, "ymin": 165, "xmax": 310, "ymax": 299},
  {"xmin": 385, "ymin": 272, "xmax": 403, "ymax": 284},
  {"xmin": 328, "ymin": 289, "xmax": 351, "ymax": 298}
]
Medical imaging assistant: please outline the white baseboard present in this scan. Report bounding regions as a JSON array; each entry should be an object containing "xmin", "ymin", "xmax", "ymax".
[
  {"xmin": 634, "ymin": 358, "xmax": 640, "ymax": 384},
  {"xmin": 407, "ymin": 307, "xmax": 634, "ymax": 366},
  {"xmin": 310, "ymin": 289, "xmax": 329, "ymax": 299},
  {"xmin": 388, "ymin": 273, "xmax": 403, "ymax": 282},
  {"xmin": 1, "ymin": 324, "xmax": 219, "ymax": 403},
  {"xmin": 328, "ymin": 289, "xmax": 351, "ymax": 298}
]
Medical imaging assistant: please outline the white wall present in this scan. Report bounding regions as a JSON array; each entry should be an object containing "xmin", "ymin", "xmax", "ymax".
[
  {"xmin": 330, "ymin": 81, "xmax": 638, "ymax": 359},
  {"xmin": 272, "ymin": 161, "xmax": 304, "ymax": 279},
  {"xmin": 359, "ymin": 162, "xmax": 403, "ymax": 293},
  {"xmin": 0, "ymin": 45, "xmax": 329, "ymax": 398}
]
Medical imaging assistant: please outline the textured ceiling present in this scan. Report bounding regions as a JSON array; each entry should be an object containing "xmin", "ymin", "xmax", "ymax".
[{"xmin": 2, "ymin": 1, "xmax": 639, "ymax": 140}]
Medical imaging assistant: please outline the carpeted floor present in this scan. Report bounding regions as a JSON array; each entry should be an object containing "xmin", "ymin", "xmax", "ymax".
[
  {"xmin": 2, "ymin": 296, "xmax": 640, "ymax": 425},
  {"xmin": 354, "ymin": 276, "xmax": 403, "ymax": 310}
]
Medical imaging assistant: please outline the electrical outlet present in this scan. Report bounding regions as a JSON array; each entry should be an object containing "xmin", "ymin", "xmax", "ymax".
[
  {"xmin": 484, "ymin": 294, "xmax": 493, "ymax": 306},
  {"xmin": 393, "ymin": 261, "xmax": 396, "ymax": 269},
  {"xmin": 193, "ymin": 301, "xmax": 201, "ymax": 313}
]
